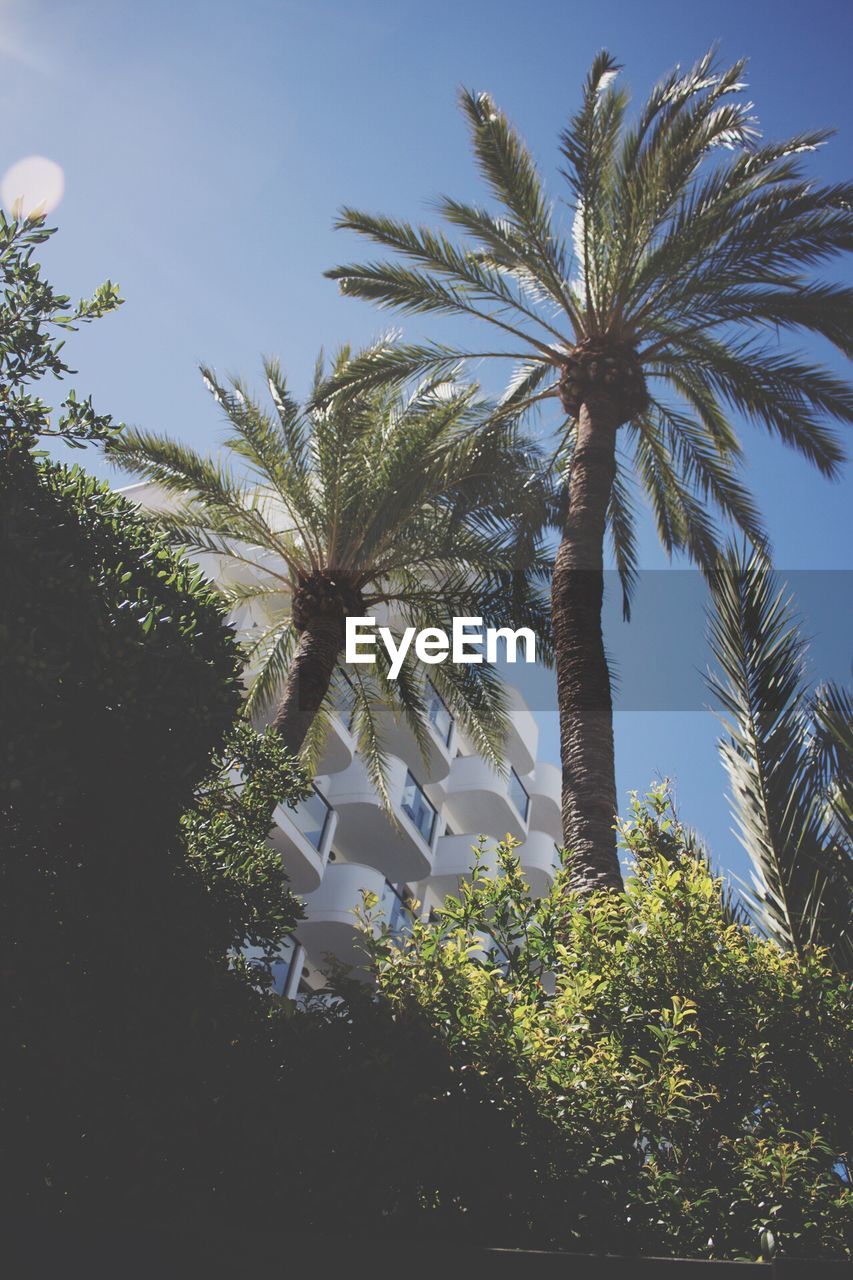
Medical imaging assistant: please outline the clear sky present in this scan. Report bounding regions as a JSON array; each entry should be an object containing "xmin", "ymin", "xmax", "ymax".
[{"xmin": 2, "ymin": 0, "xmax": 850, "ymax": 886}]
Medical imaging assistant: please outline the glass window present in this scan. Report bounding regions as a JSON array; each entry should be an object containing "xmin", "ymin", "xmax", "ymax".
[
  {"xmin": 247, "ymin": 933, "xmax": 303, "ymax": 997},
  {"xmin": 401, "ymin": 770, "xmax": 436, "ymax": 846},
  {"xmin": 270, "ymin": 934, "xmax": 302, "ymax": 996},
  {"xmin": 426, "ymin": 683, "xmax": 454, "ymax": 746},
  {"xmin": 507, "ymin": 767, "xmax": 530, "ymax": 822},
  {"xmin": 381, "ymin": 881, "xmax": 413, "ymax": 941},
  {"xmin": 291, "ymin": 784, "xmax": 332, "ymax": 851}
]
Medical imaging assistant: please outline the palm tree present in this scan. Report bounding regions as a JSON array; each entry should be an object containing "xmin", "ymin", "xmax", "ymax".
[
  {"xmin": 323, "ymin": 48, "xmax": 853, "ymax": 892},
  {"xmin": 707, "ymin": 546, "xmax": 852, "ymax": 975},
  {"xmin": 108, "ymin": 349, "xmax": 551, "ymax": 808}
]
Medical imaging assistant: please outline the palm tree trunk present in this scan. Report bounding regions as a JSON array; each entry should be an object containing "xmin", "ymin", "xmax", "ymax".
[
  {"xmin": 271, "ymin": 617, "xmax": 342, "ymax": 756},
  {"xmin": 552, "ymin": 403, "xmax": 622, "ymax": 893}
]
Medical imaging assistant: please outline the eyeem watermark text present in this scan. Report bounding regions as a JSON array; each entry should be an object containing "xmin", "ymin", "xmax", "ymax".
[{"xmin": 346, "ymin": 617, "xmax": 536, "ymax": 679}]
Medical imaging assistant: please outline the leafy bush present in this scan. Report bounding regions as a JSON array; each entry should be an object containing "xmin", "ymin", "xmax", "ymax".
[
  {"xmin": 0, "ymin": 210, "xmax": 122, "ymax": 454},
  {"xmin": 0, "ymin": 455, "xmax": 307, "ymax": 1223},
  {"xmin": 180, "ymin": 719, "xmax": 307, "ymax": 985},
  {"xmin": 1, "ymin": 455, "xmax": 243, "ymax": 825},
  {"xmin": 0, "ymin": 219, "xmax": 314, "ymax": 1228},
  {"xmin": 270, "ymin": 961, "xmax": 542, "ymax": 1246},
  {"xmin": 352, "ymin": 787, "xmax": 851, "ymax": 1260}
]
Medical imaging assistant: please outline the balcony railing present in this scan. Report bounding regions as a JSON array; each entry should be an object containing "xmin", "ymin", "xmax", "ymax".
[
  {"xmin": 507, "ymin": 766, "xmax": 530, "ymax": 822},
  {"xmin": 427, "ymin": 683, "xmax": 454, "ymax": 746},
  {"xmin": 401, "ymin": 769, "xmax": 436, "ymax": 846},
  {"xmin": 290, "ymin": 784, "xmax": 332, "ymax": 852}
]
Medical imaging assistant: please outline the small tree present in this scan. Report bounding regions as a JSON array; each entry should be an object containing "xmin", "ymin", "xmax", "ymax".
[
  {"xmin": 0, "ymin": 210, "xmax": 122, "ymax": 455},
  {"xmin": 180, "ymin": 720, "xmax": 307, "ymax": 987},
  {"xmin": 108, "ymin": 352, "xmax": 552, "ymax": 804}
]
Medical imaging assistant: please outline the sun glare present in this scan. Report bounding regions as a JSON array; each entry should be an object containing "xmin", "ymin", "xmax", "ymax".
[{"xmin": 1, "ymin": 154, "xmax": 65, "ymax": 216}]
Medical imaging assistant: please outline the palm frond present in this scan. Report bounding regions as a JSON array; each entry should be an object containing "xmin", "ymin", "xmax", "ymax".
[
  {"xmin": 347, "ymin": 668, "xmax": 394, "ymax": 817},
  {"xmin": 559, "ymin": 50, "xmax": 627, "ymax": 324},
  {"xmin": 329, "ymin": 209, "xmax": 566, "ymax": 350},
  {"xmin": 652, "ymin": 337, "xmax": 849, "ymax": 478},
  {"xmin": 430, "ymin": 659, "xmax": 510, "ymax": 772},
  {"xmin": 810, "ymin": 682, "xmax": 853, "ymax": 849},
  {"xmin": 454, "ymin": 90, "xmax": 578, "ymax": 324},
  {"xmin": 633, "ymin": 418, "xmax": 722, "ymax": 572},
  {"xmin": 608, "ymin": 455, "xmax": 639, "ymax": 620},
  {"xmin": 706, "ymin": 546, "xmax": 852, "ymax": 972},
  {"xmin": 242, "ymin": 619, "xmax": 298, "ymax": 723}
]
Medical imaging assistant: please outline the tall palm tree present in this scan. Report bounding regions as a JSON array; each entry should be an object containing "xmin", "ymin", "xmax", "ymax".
[
  {"xmin": 707, "ymin": 546, "xmax": 852, "ymax": 975},
  {"xmin": 324, "ymin": 48, "xmax": 853, "ymax": 891},
  {"xmin": 108, "ymin": 350, "xmax": 551, "ymax": 808}
]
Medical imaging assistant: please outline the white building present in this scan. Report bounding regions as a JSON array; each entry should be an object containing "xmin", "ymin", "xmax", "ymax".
[
  {"xmin": 270, "ymin": 677, "xmax": 562, "ymax": 996},
  {"xmin": 121, "ymin": 481, "xmax": 562, "ymax": 997}
]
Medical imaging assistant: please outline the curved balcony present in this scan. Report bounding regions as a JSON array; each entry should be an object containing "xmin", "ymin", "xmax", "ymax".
[
  {"xmin": 433, "ymin": 832, "xmax": 501, "ymax": 881},
  {"xmin": 375, "ymin": 684, "xmax": 456, "ymax": 784},
  {"xmin": 247, "ymin": 692, "xmax": 355, "ymax": 776},
  {"xmin": 432, "ymin": 830, "xmax": 558, "ymax": 899},
  {"xmin": 517, "ymin": 828, "xmax": 562, "ymax": 898},
  {"xmin": 269, "ymin": 784, "xmax": 337, "ymax": 893},
  {"xmin": 527, "ymin": 761, "xmax": 562, "ymax": 843},
  {"xmin": 316, "ymin": 710, "xmax": 357, "ymax": 775},
  {"xmin": 503, "ymin": 684, "xmax": 539, "ymax": 776},
  {"xmin": 379, "ymin": 714, "xmax": 454, "ymax": 785},
  {"xmin": 443, "ymin": 754, "xmax": 530, "ymax": 842},
  {"xmin": 323, "ymin": 755, "xmax": 437, "ymax": 881},
  {"xmin": 299, "ymin": 861, "xmax": 387, "ymax": 972}
]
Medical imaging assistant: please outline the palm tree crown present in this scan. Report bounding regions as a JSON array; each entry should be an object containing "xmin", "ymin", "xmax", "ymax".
[
  {"xmin": 325, "ymin": 48, "xmax": 852, "ymax": 889},
  {"xmin": 109, "ymin": 349, "xmax": 552, "ymax": 809}
]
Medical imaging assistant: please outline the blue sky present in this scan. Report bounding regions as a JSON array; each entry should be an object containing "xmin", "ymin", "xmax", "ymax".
[{"xmin": 2, "ymin": 0, "xmax": 850, "ymax": 884}]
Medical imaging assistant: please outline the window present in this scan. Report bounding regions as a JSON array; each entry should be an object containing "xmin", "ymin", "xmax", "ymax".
[
  {"xmin": 381, "ymin": 881, "xmax": 414, "ymax": 941},
  {"xmin": 270, "ymin": 934, "xmax": 304, "ymax": 997},
  {"xmin": 401, "ymin": 770, "xmax": 436, "ymax": 845},
  {"xmin": 291, "ymin": 784, "xmax": 332, "ymax": 851},
  {"xmin": 507, "ymin": 767, "xmax": 530, "ymax": 822},
  {"xmin": 426, "ymin": 683, "xmax": 454, "ymax": 746}
]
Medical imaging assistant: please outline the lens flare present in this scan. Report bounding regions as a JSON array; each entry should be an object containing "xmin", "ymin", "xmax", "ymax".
[{"xmin": 1, "ymin": 155, "xmax": 65, "ymax": 216}]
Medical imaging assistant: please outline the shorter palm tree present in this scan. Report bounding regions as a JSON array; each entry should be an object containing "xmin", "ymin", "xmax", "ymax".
[
  {"xmin": 108, "ymin": 349, "xmax": 552, "ymax": 807},
  {"xmin": 707, "ymin": 546, "xmax": 852, "ymax": 974}
]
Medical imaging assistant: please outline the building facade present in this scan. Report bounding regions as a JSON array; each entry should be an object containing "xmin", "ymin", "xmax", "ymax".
[{"xmin": 268, "ymin": 677, "xmax": 562, "ymax": 995}]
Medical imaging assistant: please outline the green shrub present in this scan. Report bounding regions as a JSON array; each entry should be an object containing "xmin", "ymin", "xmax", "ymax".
[
  {"xmin": 0, "ymin": 455, "xmax": 307, "ymax": 1223},
  {"xmin": 355, "ymin": 787, "xmax": 851, "ymax": 1260},
  {"xmin": 0, "ymin": 209, "xmax": 122, "ymax": 455},
  {"xmin": 180, "ymin": 719, "xmax": 307, "ymax": 985},
  {"xmin": 0, "ymin": 217, "xmax": 315, "ymax": 1228}
]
